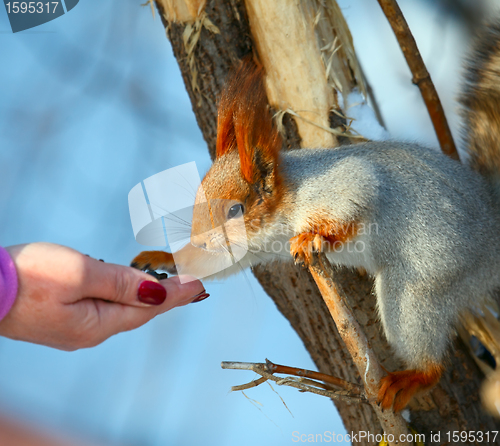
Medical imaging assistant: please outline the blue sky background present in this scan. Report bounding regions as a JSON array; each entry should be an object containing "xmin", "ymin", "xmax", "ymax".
[{"xmin": 0, "ymin": 0, "xmax": 492, "ymax": 444}]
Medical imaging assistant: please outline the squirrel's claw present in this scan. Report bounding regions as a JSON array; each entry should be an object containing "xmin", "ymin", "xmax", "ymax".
[
  {"xmin": 290, "ymin": 233, "xmax": 327, "ymax": 267},
  {"xmin": 377, "ymin": 366, "xmax": 443, "ymax": 412}
]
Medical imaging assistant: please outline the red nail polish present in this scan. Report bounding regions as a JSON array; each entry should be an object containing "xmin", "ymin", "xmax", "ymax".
[
  {"xmin": 138, "ymin": 281, "xmax": 166, "ymax": 305},
  {"xmin": 192, "ymin": 293, "xmax": 210, "ymax": 303}
]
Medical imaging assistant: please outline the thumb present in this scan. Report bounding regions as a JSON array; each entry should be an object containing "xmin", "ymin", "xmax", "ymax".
[{"xmin": 83, "ymin": 257, "xmax": 166, "ymax": 307}]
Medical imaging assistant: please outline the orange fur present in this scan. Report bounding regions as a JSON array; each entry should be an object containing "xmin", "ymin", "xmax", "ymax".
[
  {"xmin": 216, "ymin": 59, "xmax": 282, "ymax": 184},
  {"xmin": 190, "ymin": 198, "xmax": 222, "ymax": 241},
  {"xmin": 290, "ymin": 217, "xmax": 360, "ymax": 266},
  {"xmin": 305, "ymin": 212, "xmax": 359, "ymax": 245},
  {"xmin": 290, "ymin": 233, "xmax": 325, "ymax": 265},
  {"xmin": 378, "ymin": 364, "xmax": 444, "ymax": 412},
  {"xmin": 204, "ymin": 58, "xmax": 285, "ymax": 239},
  {"xmin": 197, "ymin": 154, "xmax": 284, "ymax": 241},
  {"xmin": 131, "ymin": 251, "xmax": 175, "ymax": 273}
]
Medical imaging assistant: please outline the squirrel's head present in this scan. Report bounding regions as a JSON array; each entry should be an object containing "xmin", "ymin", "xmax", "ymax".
[{"xmin": 190, "ymin": 59, "xmax": 284, "ymax": 252}]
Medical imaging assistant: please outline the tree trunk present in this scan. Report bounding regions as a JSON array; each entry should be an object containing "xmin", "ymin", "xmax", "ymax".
[{"xmin": 154, "ymin": 0, "xmax": 499, "ymax": 443}]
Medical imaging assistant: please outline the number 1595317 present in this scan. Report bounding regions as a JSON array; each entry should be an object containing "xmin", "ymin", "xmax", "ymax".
[
  {"xmin": 5, "ymin": 2, "xmax": 59, "ymax": 14},
  {"xmin": 446, "ymin": 431, "xmax": 498, "ymax": 443}
]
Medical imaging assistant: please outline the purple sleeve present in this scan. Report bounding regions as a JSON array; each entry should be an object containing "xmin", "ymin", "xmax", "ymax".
[{"xmin": 0, "ymin": 247, "xmax": 18, "ymax": 320}]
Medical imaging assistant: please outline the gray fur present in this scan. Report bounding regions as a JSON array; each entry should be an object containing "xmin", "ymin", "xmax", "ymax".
[{"xmin": 267, "ymin": 143, "xmax": 500, "ymax": 369}]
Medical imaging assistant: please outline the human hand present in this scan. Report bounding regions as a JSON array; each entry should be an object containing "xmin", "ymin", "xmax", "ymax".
[{"xmin": 0, "ymin": 243, "xmax": 206, "ymax": 350}]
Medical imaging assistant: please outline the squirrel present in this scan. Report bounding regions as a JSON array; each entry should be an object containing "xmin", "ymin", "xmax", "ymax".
[{"xmin": 131, "ymin": 21, "xmax": 500, "ymax": 412}]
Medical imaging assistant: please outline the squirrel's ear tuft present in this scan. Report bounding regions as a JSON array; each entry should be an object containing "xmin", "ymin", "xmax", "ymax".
[{"xmin": 216, "ymin": 58, "xmax": 282, "ymax": 185}]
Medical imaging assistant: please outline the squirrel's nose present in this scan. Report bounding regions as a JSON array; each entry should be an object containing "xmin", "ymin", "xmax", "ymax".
[{"xmin": 191, "ymin": 234, "xmax": 208, "ymax": 250}]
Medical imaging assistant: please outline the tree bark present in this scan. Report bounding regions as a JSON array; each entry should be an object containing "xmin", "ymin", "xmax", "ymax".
[{"xmin": 154, "ymin": 0, "xmax": 500, "ymax": 443}]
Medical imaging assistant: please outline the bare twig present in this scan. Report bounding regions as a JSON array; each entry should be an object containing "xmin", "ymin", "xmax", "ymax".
[
  {"xmin": 264, "ymin": 359, "xmax": 362, "ymax": 394},
  {"xmin": 358, "ymin": 63, "xmax": 386, "ymax": 128},
  {"xmin": 307, "ymin": 253, "xmax": 410, "ymax": 443},
  {"xmin": 376, "ymin": 0, "xmax": 459, "ymax": 160},
  {"xmin": 231, "ymin": 376, "xmax": 267, "ymax": 392},
  {"xmin": 221, "ymin": 360, "xmax": 367, "ymax": 405}
]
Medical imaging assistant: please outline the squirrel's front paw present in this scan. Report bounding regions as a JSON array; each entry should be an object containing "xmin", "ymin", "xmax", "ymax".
[
  {"xmin": 377, "ymin": 366, "xmax": 443, "ymax": 412},
  {"xmin": 289, "ymin": 233, "xmax": 325, "ymax": 266},
  {"xmin": 131, "ymin": 250, "xmax": 177, "ymax": 274}
]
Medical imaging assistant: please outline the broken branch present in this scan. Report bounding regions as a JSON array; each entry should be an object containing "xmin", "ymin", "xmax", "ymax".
[
  {"xmin": 221, "ymin": 360, "xmax": 366, "ymax": 405},
  {"xmin": 264, "ymin": 359, "xmax": 362, "ymax": 394}
]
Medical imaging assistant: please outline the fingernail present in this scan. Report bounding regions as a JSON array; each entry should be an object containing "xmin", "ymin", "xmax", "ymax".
[
  {"xmin": 138, "ymin": 281, "xmax": 167, "ymax": 305},
  {"xmin": 191, "ymin": 292, "xmax": 210, "ymax": 303}
]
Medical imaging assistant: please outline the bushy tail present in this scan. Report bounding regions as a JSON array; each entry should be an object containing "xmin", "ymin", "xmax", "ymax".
[{"xmin": 460, "ymin": 21, "xmax": 500, "ymax": 188}]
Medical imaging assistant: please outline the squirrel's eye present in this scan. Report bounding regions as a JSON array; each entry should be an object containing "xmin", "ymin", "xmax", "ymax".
[{"xmin": 227, "ymin": 204, "xmax": 244, "ymax": 220}]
